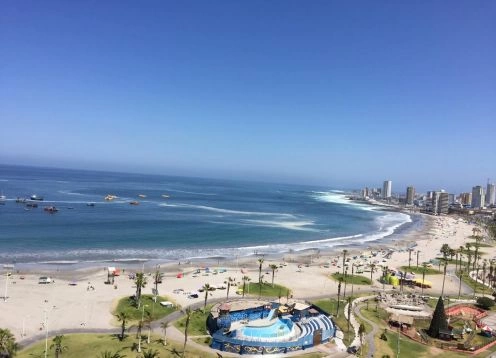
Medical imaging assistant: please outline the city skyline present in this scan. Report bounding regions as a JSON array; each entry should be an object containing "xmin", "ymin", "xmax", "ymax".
[{"xmin": 1, "ymin": 2, "xmax": 495, "ymax": 192}]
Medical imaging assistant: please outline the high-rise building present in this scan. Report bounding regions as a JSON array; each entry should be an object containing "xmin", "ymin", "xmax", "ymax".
[
  {"xmin": 486, "ymin": 183, "xmax": 496, "ymax": 206},
  {"xmin": 432, "ymin": 191, "xmax": 449, "ymax": 215},
  {"xmin": 439, "ymin": 192, "xmax": 449, "ymax": 214},
  {"xmin": 471, "ymin": 186, "xmax": 485, "ymax": 209},
  {"xmin": 383, "ymin": 180, "xmax": 392, "ymax": 199},
  {"xmin": 460, "ymin": 192, "xmax": 472, "ymax": 206},
  {"xmin": 406, "ymin": 186, "xmax": 415, "ymax": 205}
]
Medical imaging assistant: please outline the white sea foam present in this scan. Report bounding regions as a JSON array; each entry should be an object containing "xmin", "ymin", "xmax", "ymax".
[
  {"xmin": 311, "ymin": 190, "xmax": 376, "ymax": 211},
  {"xmin": 240, "ymin": 219, "xmax": 321, "ymax": 232},
  {"xmin": 159, "ymin": 203, "xmax": 295, "ymax": 218},
  {"xmin": 162, "ymin": 188, "xmax": 217, "ymax": 196}
]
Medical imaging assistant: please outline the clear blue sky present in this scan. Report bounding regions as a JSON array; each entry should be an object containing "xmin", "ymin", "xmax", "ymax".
[{"xmin": 1, "ymin": 1, "xmax": 495, "ymax": 193}]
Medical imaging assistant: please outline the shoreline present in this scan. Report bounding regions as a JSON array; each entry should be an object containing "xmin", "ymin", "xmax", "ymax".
[{"xmin": 6, "ymin": 205, "xmax": 420, "ymax": 274}]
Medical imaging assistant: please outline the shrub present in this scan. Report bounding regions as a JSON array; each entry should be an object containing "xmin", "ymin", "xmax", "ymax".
[{"xmin": 477, "ymin": 296, "xmax": 495, "ymax": 310}]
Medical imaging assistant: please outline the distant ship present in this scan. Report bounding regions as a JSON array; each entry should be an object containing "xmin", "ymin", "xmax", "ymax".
[
  {"xmin": 161, "ymin": 194, "xmax": 170, "ymax": 199},
  {"xmin": 87, "ymin": 202, "xmax": 95, "ymax": 207},
  {"xmin": 129, "ymin": 201, "xmax": 140, "ymax": 205},
  {"xmin": 30, "ymin": 194, "xmax": 44, "ymax": 201},
  {"xmin": 26, "ymin": 202, "xmax": 38, "ymax": 208},
  {"xmin": 0, "ymin": 193, "xmax": 5, "ymax": 205},
  {"xmin": 138, "ymin": 194, "xmax": 147, "ymax": 198},
  {"xmin": 104, "ymin": 194, "xmax": 118, "ymax": 201}
]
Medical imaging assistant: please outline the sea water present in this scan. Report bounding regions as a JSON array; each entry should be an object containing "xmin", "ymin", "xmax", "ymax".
[{"xmin": 0, "ymin": 165, "xmax": 411, "ymax": 264}]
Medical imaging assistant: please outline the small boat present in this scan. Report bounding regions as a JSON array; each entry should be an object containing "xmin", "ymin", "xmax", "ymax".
[
  {"xmin": 0, "ymin": 192, "xmax": 6, "ymax": 205},
  {"xmin": 67, "ymin": 207, "xmax": 75, "ymax": 209},
  {"xmin": 86, "ymin": 203, "xmax": 95, "ymax": 207},
  {"xmin": 30, "ymin": 194, "xmax": 44, "ymax": 201},
  {"xmin": 161, "ymin": 194, "xmax": 170, "ymax": 199},
  {"xmin": 16, "ymin": 197, "xmax": 27, "ymax": 203},
  {"xmin": 44, "ymin": 206, "xmax": 59, "ymax": 213},
  {"xmin": 104, "ymin": 194, "xmax": 118, "ymax": 201},
  {"xmin": 138, "ymin": 194, "xmax": 147, "ymax": 198},
  {"xmin": 129, "ymin": 201, "xmax": 140, "ymax": 205},
  {"xmin": 26, "ymin": 202, "xmax": 38, "ymax": 208}
]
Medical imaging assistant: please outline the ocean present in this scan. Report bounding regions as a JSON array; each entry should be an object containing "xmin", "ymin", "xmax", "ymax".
[{"xmin": 0, "ymin": 165, "xmax": 412, "ymax": 265}]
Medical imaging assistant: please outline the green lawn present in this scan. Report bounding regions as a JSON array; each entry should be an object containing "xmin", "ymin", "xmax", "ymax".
[
  {"xmin": 330, "ymin": 273, "xmax": 371, "ymax": 285},
  {"xmin": 174, "ymin": 305, "xmax": 213, "ymax": 336},
  {"xmin": 459, "ymin": 273, "xmax": 491, "ymax": 295},
  {"xmin": 400, "ymin": 266, "xmax": 441, "ymax": 275},
  {"xmin": 113, "ymin": 294, "xmax": 177, "ymax": 323},
  {"xmin": 313, "ymin": 299, "xmax": 354, "ymax": 344},
  {"xmin": 17, "ymin": 333, "xmax": 215, "ymax": 358},
  {"xmin": 245, "ymin": 282, "xmax": 291, "ymax": 297}
]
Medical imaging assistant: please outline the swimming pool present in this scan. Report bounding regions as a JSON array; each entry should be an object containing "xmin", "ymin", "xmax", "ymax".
[{"xmin": 240, "ymin": 318, "xmax": 293, "ymax": 339}]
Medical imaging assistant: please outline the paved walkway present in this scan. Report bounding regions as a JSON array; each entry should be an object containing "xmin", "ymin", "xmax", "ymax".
[{"xmin": 353, "ymin": 302, "xmax": 379, "ymax": 358}]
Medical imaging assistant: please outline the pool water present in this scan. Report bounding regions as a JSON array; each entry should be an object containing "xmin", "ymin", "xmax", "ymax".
[{"xmin": 240, "ymin": 318, "xmax": 292, "ymax": 339}]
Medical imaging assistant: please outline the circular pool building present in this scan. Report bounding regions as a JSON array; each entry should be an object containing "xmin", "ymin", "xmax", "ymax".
[{"xmin": 207, "ymin": 299, "xmax": 336, "ymax": 355}]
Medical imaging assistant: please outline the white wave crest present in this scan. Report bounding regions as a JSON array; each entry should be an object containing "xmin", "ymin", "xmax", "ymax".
[{"xmin": 159, "ymin": 203, "xmax": 295, "ymax": 217}]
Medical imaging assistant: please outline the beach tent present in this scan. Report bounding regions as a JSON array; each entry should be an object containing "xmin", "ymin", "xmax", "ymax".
[
  {"xmin": 107, "ymin": 267, "xmax": 121, "ymax": 276},
  {"xmin": 389, "ymin": 276, "xmax": 400, "ymax": 286},
  {"xmin": 176, "ymin": 273, "xmax": 183, "ymax": 278}
]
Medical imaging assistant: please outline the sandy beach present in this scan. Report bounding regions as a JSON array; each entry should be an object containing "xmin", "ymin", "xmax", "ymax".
[{"xmin": 0, "ymin": 213, "xmax": 488, "ymax": 343}]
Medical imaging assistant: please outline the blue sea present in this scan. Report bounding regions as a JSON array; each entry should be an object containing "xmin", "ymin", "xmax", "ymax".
[{"xmin": 0, "ymin": 165, "xmax": 412, "ymax": 265}]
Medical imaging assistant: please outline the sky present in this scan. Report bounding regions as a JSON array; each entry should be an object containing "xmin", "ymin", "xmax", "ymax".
[{"xmin": 1, "ymin": 1, "xmax": 495, "ymax": 193}]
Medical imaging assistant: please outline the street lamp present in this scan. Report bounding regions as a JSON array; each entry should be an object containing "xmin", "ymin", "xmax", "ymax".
[
  {"xmin": 3, "ymin": 271, "xmax": 9, "ymax": 302},
  {"xmin": 138, "ymin": 304, "xmax": 148, "ymax": 353}
]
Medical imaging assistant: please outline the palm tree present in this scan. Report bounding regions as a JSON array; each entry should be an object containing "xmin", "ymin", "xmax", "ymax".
[
  {"xmin": 115, "ymin": 311, "xmax": 129, "ymax": 341},
  {"xmin": 257, "ymin": 258, "xmax": 264, "ymax": 284},
  {"xmin": 482, "ymin": 259, "xmax": 488, "ymax": 296},
  {"xmin": 153, "ymin": 269, "xmax": 162, "ymax": 293},
  {"xmin": 134, "ymin": 272, "xmax": 147, "ymax": 308},
  {"xmin": 458, "ymin": 269, "xmax": 464, "ymax": 299},
  {"xmin": 142, "ymin": 349, "xmax": 160, "ymax": 358},
  {"xmin": 369, "ymin": 263, "xmax": 376, "ymax": 283},
  {"xmin": 336, "ymin": 277, "xmax": 343, "ymax": 317},
  {"xmin": 160, "ymin": 321, "xmax": 169, "ymax": 346},
  {"xmin": 50, "ymin": 335, "xmax": 68, "ymax": 358},
  {"xmin": 97, "ymin": 351, "xmax": 127, "ymax": 358},
  {"xmin": 242, "ymin": 276, "xmax": 250, "ymax": 298},
  {"xmin": 144, "ymin": 310, "xmax": 153, "ymax": 344},
  {"xmin": 342, "ymin": 249, "xmax": 348, "ymax": 276},
  {"xmin": 358, "ymin": 323, "xmax": 366, "ymax": 357},
  {"xmin": 202, "ymin": 283, "xmax": 211, "ymax": 311},
  {"xmin": 269, "ymin": 264, "xmax": 278, "ymax": 287},
  {"xmin": 182, "ymin": 308, "xmax": 192, "ymax": 358},
  {"xmin": 225, "ymin": 277, "xmax": 235, "ymax": 299},
  {"xmin": 441, "ymin": 260, "xmax": 447, "ymax": 297},
  {"xmin": 473, "ymin": 234, "xmax": 483, "ymax": 270},
  {"xmin": 465, "ymin": 243, "xmax": 472, "ymax": 272},
  {"xmin": 421, "ymin": 263, "xmax": 428, "ymax": 296},
  {"xmin": 0, "ymin": 328, "xmax": 17, "ymax": 358}
]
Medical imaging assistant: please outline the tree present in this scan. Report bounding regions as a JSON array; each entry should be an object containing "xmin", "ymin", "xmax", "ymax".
[
  {"xmin": 482, "ymin": 260, "xmax": 488, "ymax": 296},
  {"xmin": 440, "ymin": 244, "xmax": 450, "ymax": 260},
  {"xmin": 342, "ymin": 250, "xmax": 348, "ymax": 276},
  {"xmin": 160, "ymin": 321, "xmax": 169, "ymax": 346},
  {"xmin": 465, "ymin": 243, "xmax": 472, "ymax": 272},
  {"xmin": 427, "ymin": 296, "xmax": 448, "ymax": 338},
  {"xmin": 369, "ymin": 263, "xmax": 376, "ymax": 283},
  {"xmin": 182, "ymin": 308, "xmax": 192, "ymax": 358},
  {"xmin": 358, "ymin": 323, "xmax": 366, "ymax": 357},
  {"xmin": 225, "ymin": 277, "xmax": 235, "ymax": 299},
  {"xmin": 257, "ymin": 258, "xmax": 264, "ymax": 284},
  {"xmin": 202, "ymin": 283, "xmax": 211, "ymax": 311},
  {"xmin": 441, "ymin": 260, "xmax": 448, "ymax": 297},
  {"xmin": 97, "ymin": 351, "xmax": 127, "ymax": 358},
  {"xmin": 134, "ymin": 273, "xmax": 147, "ymax": 308},
  {"xmin": 50, "ymin": 335, "xmax": 68, "ymax": 358},
  {"xmin": 458, "ymin": 269, "xmax": 464, "ymax": 299},
  {"xmin": 421, "ymin": 263, "xmax": 427, "ymax": 296},
  {"xmin": 336, "ymin": 278, "xmax": 343, "ymax": 317},
  {"xmin": 153, "ymin": 269, "xmax": 162, "ymax": 293},
  {"xmin": 142, "ymin": 349, "xmax": 160, "ymax": 358},
  {"xmin": 115, "ymin": 312, "xmax": 129, "ymax": 341},
  {"xmin": 476, "ymin": 296, "xmax": 495, "ymax": 310},
  {"xmin": 241, "ymin": 276, "xmax": 250, "ymax": 298},
  {"xmin": 269, "ymin": 264, "xmax": 278, "ymax": 287},
  {"xmin": 0, "ymin": 328, "xmax": 17, "ymax": 358}
]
